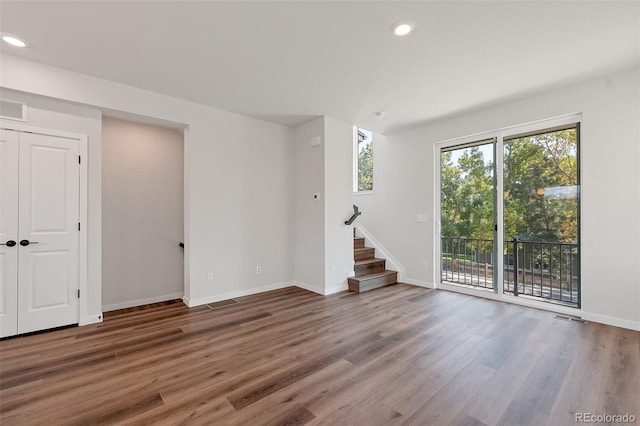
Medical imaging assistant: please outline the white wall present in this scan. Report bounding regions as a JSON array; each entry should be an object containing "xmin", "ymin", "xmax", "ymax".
[
  {"xmin": 102, "ymin": 117, "xmax": 184, "ymax": 311},
  {"xmin": 293, "ymin": 117, "xmax": 325, "ymax": 293},
  {"xmin": 355, "ymin": 67, "xmax": 640, "ymax": 329},
  {"xmin": 0, "ymin": 88, "xmax": 103, "ymax": 324},
  {"xmin": 1, "ymin": 54, "xmax": 295, "ymax": 310},
  {"xmin": 293, "ymin": 116, "xmax": 354, "ymax": 295},
  {"xmin": 323, "ymin": 116, "xmax": 355, "ymax": 294}
]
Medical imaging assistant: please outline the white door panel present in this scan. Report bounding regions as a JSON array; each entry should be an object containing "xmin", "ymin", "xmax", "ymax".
[
  {"xmin": 18, "ymin": 132, "xmax": 79, "ymax": 334},
  {"xmin": 0, "ymin": 252, "xmax": 18, "ymax": 337},
  {"xmin": 30, "ymin": 251, "xmax": 70, "ymax": 308},
  {"xmin": 0, "ymin": 129, "xmax": 19, "ymax": 338},
  {"xmin": 29, "ymin": 145, "xmax": 70, "ymax": 232}
]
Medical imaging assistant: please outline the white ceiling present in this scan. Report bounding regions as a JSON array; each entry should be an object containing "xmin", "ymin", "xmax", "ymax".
[{"xmin": 1, "ymin": 1, "xmax": 638, "ymax": 134}]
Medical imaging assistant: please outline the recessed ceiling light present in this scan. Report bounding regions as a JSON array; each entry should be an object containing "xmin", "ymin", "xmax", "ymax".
[
  {"xmin": 2, "ymin": 34, "xmax": 28, "ymax": 47},
  {"xmin": 392, "ymin": 21, "xmax": 414, "ymax": 37}
]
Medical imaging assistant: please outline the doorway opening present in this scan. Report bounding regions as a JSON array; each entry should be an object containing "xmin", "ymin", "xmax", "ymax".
[{"xmin": 101, "ymin": 116, "xmax": 185, "ymax": 312}]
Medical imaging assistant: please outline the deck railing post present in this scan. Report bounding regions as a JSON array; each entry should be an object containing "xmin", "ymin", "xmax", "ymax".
[{"xmin": 513, "ymin": 237, "xmax": 519, "ymax": 296}]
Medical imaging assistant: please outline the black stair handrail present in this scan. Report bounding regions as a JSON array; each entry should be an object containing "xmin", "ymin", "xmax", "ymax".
[{"xmin": 344, "ymin": 204, "xmax": 362, "ymax": 225}]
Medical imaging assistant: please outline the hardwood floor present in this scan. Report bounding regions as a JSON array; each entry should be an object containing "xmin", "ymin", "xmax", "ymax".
[{"xmin": 1, "ymin": 284, "xmax": 638, "ymax": 425}]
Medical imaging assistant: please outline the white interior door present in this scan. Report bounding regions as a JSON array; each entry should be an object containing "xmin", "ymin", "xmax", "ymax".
[
  {"xmin": 0, "ymin": 129, "xmax": 19, "ymax": 337},
  {"xmin": 17, "ymin": 132, "xmax": 80, "ymax": 334}
]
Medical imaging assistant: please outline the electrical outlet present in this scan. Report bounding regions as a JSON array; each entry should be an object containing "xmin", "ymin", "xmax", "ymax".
[
  {"xmin": 207, "ymin": 272, "xmax": 214, "ymax": 282},
  {"xmin": 421, "ymin": 261, "xmax": 429, "ymax": 270},
  {"xmin": 331, "ymin": 265, "xmax": 336, "ymax": 275},
  {"xmin": 256, "ymin": 265, "xmax": 262, "ymax": 274}
]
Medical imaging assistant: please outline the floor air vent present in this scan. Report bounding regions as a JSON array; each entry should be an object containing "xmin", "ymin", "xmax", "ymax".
[
  {"xmin": 554, "ymin": 314, "xmax": 586, "ymax": 324},
  {"xmin": 207, "ymin": 299, "xmax": 238, "ymax": 310},
  {"xmin": 0, "ymin": 99, "xmax": 27, "ymax": 121}
]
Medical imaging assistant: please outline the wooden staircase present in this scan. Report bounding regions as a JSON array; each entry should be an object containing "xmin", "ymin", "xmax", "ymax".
[{"xmin": 348, "ymin": 236, "xmax": 398, "ymax": 293}]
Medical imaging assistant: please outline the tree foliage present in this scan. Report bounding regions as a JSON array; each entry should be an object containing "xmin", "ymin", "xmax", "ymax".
[
  {"xmin": 358, "ymin": 140, "xmax": 373, "ymax": 191},
  {"xmin": 441, "ymin": 129, "xmax": 578, "ymax": 243},
  {"xmin": 441, "ymin": 148, "xmax": 494, "ymax": 240}
]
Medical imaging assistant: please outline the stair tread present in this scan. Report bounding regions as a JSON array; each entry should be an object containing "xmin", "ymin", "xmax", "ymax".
[
  {"xmin": 354, "ymin": 247, "xmax": 373, "ymax": 251},
  {"xmin": 349, "ymin": 270, "xmax": 397, "ymax": 281},
  {"xmin": 354, "ymin": 258, "xmax": 385, "ymax": 265}
]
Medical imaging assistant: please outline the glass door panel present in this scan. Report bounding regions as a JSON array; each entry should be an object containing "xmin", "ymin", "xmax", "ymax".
[
  {"xmin": 502, "ymin": 126, "xmax": 580, "ymax": 307},
  {"xmin": 440, "ymin": 140, "xmax": 496, "ymax": 291}
]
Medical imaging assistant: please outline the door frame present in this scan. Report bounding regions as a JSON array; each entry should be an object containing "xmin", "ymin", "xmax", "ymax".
[
  {"xmin": 0, "ymin": 122, "xmax": 88, "ymax": 327},
  {"xmin": 433, "ymin": 113, "xmax": 583, "ymax": 317}
]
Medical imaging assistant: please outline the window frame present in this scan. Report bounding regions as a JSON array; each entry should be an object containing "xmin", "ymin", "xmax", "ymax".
[{"xmin": 353, "ymin": 127, "xmax": 374, "ymax": 194}]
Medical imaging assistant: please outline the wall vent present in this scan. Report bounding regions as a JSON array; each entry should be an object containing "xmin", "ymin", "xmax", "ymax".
[{"xmin": 0, "ymin": 99, "xmax": 27, "ymax": 121}]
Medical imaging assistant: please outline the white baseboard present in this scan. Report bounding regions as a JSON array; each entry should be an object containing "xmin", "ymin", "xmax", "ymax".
[
  {"xmin": 183, "ymin": 282, "xmax": 292, "ymax": 307},
  {"xmin": 505, "ymin": 295, "xmax": 640, "ymax": 330},
  {"xmin": 432, "ymin": 283, "xmax": 640, "ymax": 331},
  {"xmin": 92, "ymin": 280, "xmax": 640, "ymax": 332},
  {"xmin": 79, "ymin": 313, "xmax": 103, "ymax": 326},
  {"xmin": 404, "ymin": 279, "xmax": 435, "ymax": 289},
  {"xmin": 325, "ymin": 283, "xmax": 349, "ymax": 295},
  {"xmin": 292, "ymin": 280, "xmax": 325, "ymax": 296},
  {"xmin": 294, "ymin": 281, "xmax": 348, "ymax": 296},
  {"xmin": 102, "ymin": 292, "xmax": 185, "ymax": 312},
  {"xmin": 183, "ymin": 280, "xmax": 348, "ymax": 307},
  {"xmin": 581, "ymin": 312, "xmax": 640, "ymax": 331}
]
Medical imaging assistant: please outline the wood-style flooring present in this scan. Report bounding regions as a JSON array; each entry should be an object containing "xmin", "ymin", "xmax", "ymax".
[{"xmin": 1, "ymin": 284, "xmax": 638, "ymax": 425}]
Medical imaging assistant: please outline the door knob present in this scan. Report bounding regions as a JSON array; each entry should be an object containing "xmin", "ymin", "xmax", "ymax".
[
  {"xmin": 20, "ymin": 240, "xmax": 39, "ymax": 246},
  {"xmin": 1, "ymin": 240, "xmax": 17, "ymax": 247}
]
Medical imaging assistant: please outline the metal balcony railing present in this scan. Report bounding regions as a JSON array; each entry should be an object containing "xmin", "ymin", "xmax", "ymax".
[
  {"xmin": 441, "ymin": 237, "xmax": 580, "ymax": 308},
  {"xmin": 441, "ymin": 237, "xmax": 495, "ymax": 290},
  {"xmin": 504, "ymin": 238, "xmax": 579, "ymax": 308}
]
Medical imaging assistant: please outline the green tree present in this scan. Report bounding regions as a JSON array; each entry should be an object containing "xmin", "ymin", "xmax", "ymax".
[
  {"xmin": 441, "ymin": 146, "xmax": 494, "ymax": 239},
  {"xmin": 504, "ymin": 129, "xmax": 578, "ymax": 243},
  {"xmin": 440, "ymin": 151, "xmax": 463, "ymax": 238},
  {"xmin": 358, "ymin": 141, "xmax": 373, "ymax": 191},
  {"xmin": 442, "ymin": 128, "xmax": 578, "ymax": 244}
]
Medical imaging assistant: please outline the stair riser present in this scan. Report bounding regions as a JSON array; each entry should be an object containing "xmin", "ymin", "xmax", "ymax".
[
  {"xmin": 355, "ymin": 261, "xmax": 386, "ymax": 277},
  {"xmin": 354, "ymin": 248, "xmax": 375, "ymax": 261},
  {"xmin": 348, "ymin": 272, "xmax": 398, "ymax": 293},
  {"xmin": 354, "ymin": 238, "xmax": 365, "ymax": 249}
]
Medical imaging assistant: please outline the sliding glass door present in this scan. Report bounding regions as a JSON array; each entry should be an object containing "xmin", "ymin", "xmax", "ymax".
[{"xmin": 439, "ymin": 122, "xmax": 581, "ymax": 308}]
